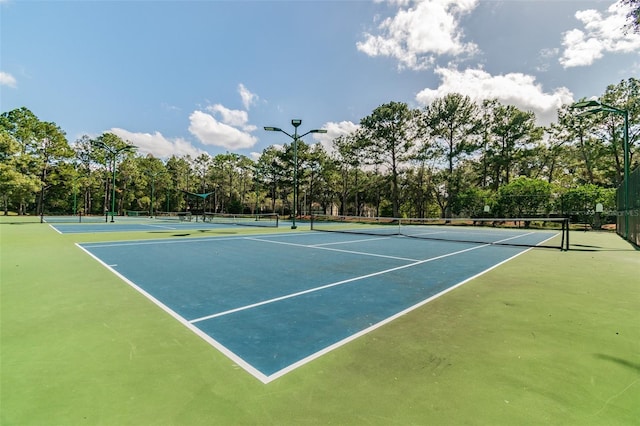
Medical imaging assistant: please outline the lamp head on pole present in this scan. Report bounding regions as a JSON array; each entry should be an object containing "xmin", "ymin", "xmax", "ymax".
[
  {"xmin": 291, "ymin": 119, "xmax": 302, "ymax": 128},
  {"xmin": 570, "ymin": 100, "xmax": 601, "ymax": 110},
  {"xmin": 571, "ymin": 99, "xmax": 625, "ymax": 115}
]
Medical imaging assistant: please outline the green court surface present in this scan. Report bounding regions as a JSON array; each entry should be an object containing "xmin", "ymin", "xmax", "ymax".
[{"xmin": 1, "ymin": 216, "xmax": 638, "ymax": 425}]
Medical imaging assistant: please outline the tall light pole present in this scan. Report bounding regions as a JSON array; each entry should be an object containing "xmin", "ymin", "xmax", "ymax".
[
  {"xmin": 72, "ymin": 160, "xmax": 79, "ymax": 218},
  {"xmin": 146, "ymin": 170, "xmax": 165, "ymax": 217},
  {"xmin": 264, "ymin": 120, "xmax": 327, "ymax": 229},
  {"xmin": 92, "ymin": 140, "xmax": 136, "ymax": 222},
  {"xmin": 571, "ymin": 100, "xmax": 629, "ymax": 239}
]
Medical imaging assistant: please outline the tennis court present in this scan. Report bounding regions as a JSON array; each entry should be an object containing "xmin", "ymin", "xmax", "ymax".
[
  {"xmin": 78, "ymin": 227, "xmax": 560, "ymax": 383},
  {"xmin": 48, "ymin": 213, "xmax": 280, "ymax": 234},
  {"xmin": 4, "ymin": 216, "xmax": 638, "ymax": 425}
]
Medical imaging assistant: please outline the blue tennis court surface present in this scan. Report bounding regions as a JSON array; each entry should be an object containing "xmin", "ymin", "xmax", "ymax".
[{"xmin": 78, "ymin": 229, "xmax": 559, "ymax": 383}]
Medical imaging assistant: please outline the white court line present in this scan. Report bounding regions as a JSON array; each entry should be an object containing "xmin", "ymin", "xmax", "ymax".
[
  {"xmin": 403, "ymin": 230, "xmax": 447, "ymax": 237},
  {"xmin": 49, "ymin": 224, "xmax": 63, "ymax": 235},
  {"xmin": 309, "ymin": 236, "xmax": 392, "ymax": 247},
  {"xmin": 75, "ymin": 242, "xmax": 271, "ymax": 383},
  {"xmin": 78, "ymin": 231, "xmax": 316, "ymax": 248},
  {"xmin": 79, "ymin": 229, "xmax": 542, "ymax": 384},
  {"xmin": 189, "ymin": 242, "xmax": 493, "ymax": 324},
  {"xmin": 266, "ymin": 240, "xmax": 538, "ymax": 382},
  {"xmin": 144, "ymin": 224, "xmax": 178, "ymax": 230},
  {"xmin": 191, "ymin": 231, "xmax": 534, "ymax": 325},
  {"xmin": 246, "ymin": 237, "xmax": 419, "ymax": 261}
]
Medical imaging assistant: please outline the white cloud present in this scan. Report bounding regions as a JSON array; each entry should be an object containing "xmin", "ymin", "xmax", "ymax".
[
  {"xmin": 206, "ymin": 104, "xmax": 250, "ymax": 128},
  {"xmin": 357, "ymin": 0, "xmax": 479, "ymax": 70},
  {"xmin": 416, "ymin": 67, "xmax": 574, "ymax": 125},
  {"xmin": 238, "ymin": 83, "xmax": 259, "ymax": 110},
  {"xmin": 560, "ymin": 1, "xmax": 640, "ymax": 68},
  {"xmin": 315, "ymin": 121, "xmax": 360, "ymax": 153},
  {"xmin": 188, "ymin": 110, "xmax": 258, "ymax": 150},
  {"xmin": 323, "ymin": 120, "xmax": 360, "ymax": 139},
  {"xmin": 110, "ymin": 128, "xmax": 206, "ymax": 159},
  {"xmin": 536, "ymin": 47, "xmax": 560, "ymax": 72},
  {"xmin": 0, "ymin": 71, "xmax": 17, "ymax": 88}
]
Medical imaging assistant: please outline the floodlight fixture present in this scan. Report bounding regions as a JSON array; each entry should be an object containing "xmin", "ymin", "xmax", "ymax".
[
  {"xmin": 570, "ymin": 100, "xmax": 601, "ymax": 109},
  {"xmin": 264, "ymin": 120, "xmax": 326, "ymax": 229}
]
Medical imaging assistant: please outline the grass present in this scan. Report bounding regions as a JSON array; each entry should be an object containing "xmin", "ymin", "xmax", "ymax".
[{"xmin": 1, "ymin": 217, "xmax": 638, "ymax": 425}]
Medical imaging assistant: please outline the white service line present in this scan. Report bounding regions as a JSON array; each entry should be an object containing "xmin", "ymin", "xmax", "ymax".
[
  {"xmin": 309, "ymin": 236, "xmax": 392, "ymax": 246},
  {"xmin": 245, "ymin": 236, "xmax": 419, "ymax": 261},
  {"xmin": 144, "ymin": 224, "xmax": 178, "ymax": 230},
  {"xmin": 189, "ymin": 242, "xmax": 491, "ymax": 324}
]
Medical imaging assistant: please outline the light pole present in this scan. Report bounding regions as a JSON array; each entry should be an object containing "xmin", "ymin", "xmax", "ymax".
[
  {"xmin": 571, "ymin": 100, "xmax": 629, "ymax": 239},
  {"xmin": 72, "ymin": 160, "xmax": 79, "ymax": 218},
  {"xmin": 92, "ymin": 140, "xmax": 136, "ymax": 222},
  {"xmin": 146, "ymin": 170, "xmax": 165, "ymax": 217},
  {"xmin": 264, "ymin": 120, "xmax": 327, "ymax": 229}
]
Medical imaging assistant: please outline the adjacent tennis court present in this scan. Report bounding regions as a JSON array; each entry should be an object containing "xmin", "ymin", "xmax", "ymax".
[
  {"xmin": 48, "ymin": 213, "xmax": 280, "ymax": 234},
  {"xmin": 78, "ymin": 227, "xmax": 560, "ymax": 383}
]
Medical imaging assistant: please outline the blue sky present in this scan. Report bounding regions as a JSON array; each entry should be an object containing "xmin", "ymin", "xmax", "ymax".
[{"xmin": 1, "ymin": 0, "xmax": 639, "ymax": 160}]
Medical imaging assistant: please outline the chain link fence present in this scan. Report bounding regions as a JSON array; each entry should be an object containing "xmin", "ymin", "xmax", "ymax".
[{"xmin": 617, "ymin": 165, "xmax": 640, "ymax": 247}]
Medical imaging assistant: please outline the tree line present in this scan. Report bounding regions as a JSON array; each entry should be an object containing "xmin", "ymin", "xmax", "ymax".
[{"xmin": 1, "ymin": 78, "xmax": 638, "ymax": 223}]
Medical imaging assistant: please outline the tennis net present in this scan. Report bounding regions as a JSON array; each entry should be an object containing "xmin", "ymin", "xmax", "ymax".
[
  {"xmin": 310, "ymin": 215, "xmax": 569, "ymax": 250},
  {"xmin": 41, "ymin": 214, "xmax": 109, "ymax": 223},
  {"xmin": 203, "ymin": 212, "xmax": 279, "ymax": 228},
  {"xmin": 155, "ymin": 211, "xmax": 193, "ymax": 222}
]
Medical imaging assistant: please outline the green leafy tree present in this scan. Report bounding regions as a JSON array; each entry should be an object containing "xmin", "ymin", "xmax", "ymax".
[
  {"xmin": 400, "ymin": 165, "xmax": 434, "ymax": 218},
  {"xmin": 298, "ymin": 142, "xmax": 330, "ymax": 216},
  {"xmin": 0, "ymin": 107, "xmax": 40, "ymax": 155},
  {"xmin": 165, "ymin": 155, "xmax": 193, "ymax": 212},
  {"xmin": 255, "ymin": 146, "xmax": 286, "ymax": 213},
  {"xmin": 560, "ymin": 184, "xmax": 615, "ymax": 226},
  {"xmin": 73, "ymin": 135, "xmax": 102, "ymax": 215},
  {"xmin": 477, "ymin": 99, "xmax": 499, "ymax": 188},
  {"xmin": 602, "ymin": 78, "xmax": 639, "ymax": 176},
  {"xmin": 0, "ymin": 129, "xmax": 41, "ymax": 214},
  {"xmin": 0, "ymin": 108, "xmax": 73, "ymax": 216},
  {"xmin": 422, "ymin": 93, "xmax": 481, "ymax": 218},
  {"xmin": 488, "ymin": 105, "xmax": 543, "ymax": 188},
  {"xmin": 333, "ymin": 131, "xmax": 369, "ymax": 215},
  {"xmin": 496, "ymin": 177, "xmax": 553, "ymax": 219},
  {"xmin": 91, "ymin": 132, "xmax": 136, "ymax": 216},
  {"xmin": 360, "ymin": 101, "xmax": 418, "ymax": 217},
  {"xmin": 34, "ymin": 121, "xmax": 73, "ymax": 216},
  {"xmin": 551, "ymin": 106, "xmax": 602, "ymax": 186},
  {"xmin": 136, "ymin": 155, "xmax": 170, "ymax": 215}
]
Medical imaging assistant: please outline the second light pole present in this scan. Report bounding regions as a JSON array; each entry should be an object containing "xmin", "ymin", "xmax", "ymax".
[
  {"xmin": 571, "ymin": 99, "xmax": 630, "ymax": 239},
  {"xmin": 92, "ymin": 140, "xmax": 136, "ymax": 222},
  {"xmin": 264, "ymin": 119, "xmax": 327, "ymax": 229}
]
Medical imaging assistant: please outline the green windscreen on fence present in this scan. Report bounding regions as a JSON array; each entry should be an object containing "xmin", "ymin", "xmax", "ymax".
[{"xmin": 617, "ymin": 165, "xmax": 640, "ymax": 247}]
